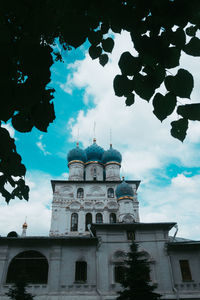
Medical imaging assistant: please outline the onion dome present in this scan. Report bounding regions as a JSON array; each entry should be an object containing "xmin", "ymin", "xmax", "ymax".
[
  {"xmin": 85, "ymin": 138, "xmax": 104, "ymax": 163},
  {"xmin": 102, "ymin": 144, "xmax": 122, "ymax": 164},
  {"xmin": 67, "ymin": 142, "xmax": 87, "ymax": 164},
  {"xmin": 115, "ymin": 178, "xmax": 134, "ymax": 200}
]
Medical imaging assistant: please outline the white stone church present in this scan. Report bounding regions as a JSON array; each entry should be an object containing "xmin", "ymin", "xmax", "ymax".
[{"xmin": 0, "ymin": 139, "xmax": 200, "ymax": 299}]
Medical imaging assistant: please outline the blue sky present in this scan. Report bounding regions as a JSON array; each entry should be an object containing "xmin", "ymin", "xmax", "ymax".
[{"xmin": 1, "ymin": 32, "xmax": 200, "ymax": 240}]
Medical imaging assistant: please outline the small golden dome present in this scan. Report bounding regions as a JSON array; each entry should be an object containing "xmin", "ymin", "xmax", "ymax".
[{"xmin": 22, "ymin": 222, "xmax": 28, "ymax": 229}]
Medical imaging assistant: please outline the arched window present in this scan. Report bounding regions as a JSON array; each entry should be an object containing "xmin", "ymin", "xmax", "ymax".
[
  {"xmin": 6, "ymin": 251, "xmax": 48, "ymax": 284},
  {"xmin": 85, "ymin": 213, "xmax": 92, "ymax": 231},
  {"xmin": 71, "ymin": 213, "xmax": 78, "ymax": 231},
  {"xmin": 110, "ymin": 213, "xmax": 116, "ymax": 224},
  {"xmin": 75, "ymin": 261, "xmax": 87, "ymax": 282},
  {"xmin": 77, "ymin": 188, "xmax": 84, "ymax": 198},
  {"xmin": 96, "ymin": 213, "xmax": 103, "ymax": 224},
  {"xmin": 108, "ymin": 188, "xmax": 114, "ymax": 198},
  {"xmin": 113, "ymin": 250, "xmax": 126, "ymax": 283}
]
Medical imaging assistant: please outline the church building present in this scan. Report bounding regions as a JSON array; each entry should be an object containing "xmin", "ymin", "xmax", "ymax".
[{"xmin": 0, "ymin": 139, "xmax": 199, "ymax": 300}]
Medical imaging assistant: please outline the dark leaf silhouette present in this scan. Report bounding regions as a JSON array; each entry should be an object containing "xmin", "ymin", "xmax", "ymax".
[
  {"xmin": 99, "ymin": 54, "xmax": 109, "ymax": 66},
  {"xmin": 125, "ymin": 93, "xmax": 135, "ymax": 106},
  {"xmin": 177, "ymin": 104, "xmax": 200, "ymax": 121},
  {"xmin": 171, "ymin": 118, "xmax": 188, "ymax": 142},
  {"xmin": 134, "ymin": 74, "xmax": 155, "ymax": 101},
  {"xmin": 165, "ymin": 69, "xmax": 194, "ymax": 98},
  {"xmin": 153, "ymin": 92, "xmax": 177, "ymax": 122},
  {"xmin": 184, "ymin": 37, "xmax": 200, "ymax": 56},
  {"xmin": 102, "ymin": 38, "xmax": 114, "ymax": 53},
  {"xmin": 89, "ymin": 45, "xmax": 102, "ymax": 59},
  {"xmin": 118, "ymin": 52, "xmax": 141, "ymax": 76},
  {"xmin": 88, "ymin": 31, "xmax": 102, "ymax": 46},
  {"xmin": 113, "ymin": 75, "xmax": 133, "ymax": 97},
  {"xmin": 185, "ymin": 26, "xmax": 198, "ymax": 37}
]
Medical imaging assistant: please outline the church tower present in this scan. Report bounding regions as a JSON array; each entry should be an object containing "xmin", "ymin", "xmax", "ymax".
[
  {"xmin": 102, "ymin": 144, "xmax": 122, "ymax": 181},
  {"xmin": 49, "ymin": 139, "xmax": 140, "ymax": 236},
  {"xmin": 67, "ymin": 142, "xmax": 86, "ymax": 180},
  {"xmin": 85, "ymin": 138, "xmax": 104, "ymax": 181}
]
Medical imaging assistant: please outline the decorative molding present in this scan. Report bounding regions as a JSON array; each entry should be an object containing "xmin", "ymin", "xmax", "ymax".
[
  {"xmin": 68, "ymin": 160, "xmax": 84, "ymax": 166},
  {"xmin": 117, "ymin": 196, "xmax": 133, "ymax": 201},
  {"xmin": 105, "ymin": 161, "xmax": 121, "ymax": 166}
]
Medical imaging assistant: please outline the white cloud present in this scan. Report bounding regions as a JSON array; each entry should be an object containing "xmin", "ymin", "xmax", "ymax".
[
  {"xmin": 60, "ymin": 75, "xmax": 73, "ymax": 94},
  {"xmin": 140, "ymin": 174, "xmax": 200, "ymax": 240},
  {"xmin": 63, "ymin": 32, "xmax": 200, "ymax": 170},
  {"xmin": 36, "ymin": 135, "xmax": 51, "ymax": 156},
  {"xmin": 60, "ymin": 31, "xmax": 200, "ymax": 239},
  {"xmin": 1, "ymin": 123, "xmax": 15, "ymax": 138},
  {"xmin": 61, "ymin": 172, "xmax": 69, "ymax": 179},
  {"xmin": 0, "ymin": 171, "xmax": 52, "ymax": 236}
]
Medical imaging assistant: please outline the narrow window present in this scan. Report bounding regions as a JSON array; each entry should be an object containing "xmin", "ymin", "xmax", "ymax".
[
  {"xmin": 77, "ymin": 188, "xmax": 84, "ymax": 198},
  {"xmin": 93, "ymin": 168, "xmax": 97, "ymax": 181},
  {"xmin": 85, "ymin": 213, "xmax": 92, "ymax": 231},
  {"xmin": 96, "ymin": 213, "xmax": 103, "ymax": 224},
  {"xmin": 75, "ymin": 261, "xmax": 87, "ymax": 282},
  {"xmin": 126, "ymin": 231, "xmax": 135, "ymax": 240},
  {"xmin": 110, "ymin": 213, "xmax": 116, "ymax": 224},
  {"xmin": 108, "ymin": 188, "xmax": 114, "ymax": 198},
  {"xmin": 71, "ymin": 213, "xmax": 78, "ymax": 231},
  {"xmin": 114, "ymin": 265, "xmax": 125, "ymax": 283},
  {"xmin": 179, "ymin": 260, "xmax": 192, "ymax": 281}
]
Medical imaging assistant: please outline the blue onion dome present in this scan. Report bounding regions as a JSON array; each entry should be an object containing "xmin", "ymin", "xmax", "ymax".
[
  {"xmin": 85, "ymin": 138, "xmax": 105, "ymax": 163},
  {"xmin": 115, "ymin": 178, "xmax": 134, "ymax": 200},
  {"xmin": 102, "ymin": 144, "xmax": 122, "ymax": 164},
  {"xmin": 67, "ymin": 142, "xmax": 87, "ymax": 164}
]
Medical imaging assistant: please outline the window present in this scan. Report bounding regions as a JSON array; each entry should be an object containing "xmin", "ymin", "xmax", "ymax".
[
  {"xmin": 114, "ymin": 265, "xmax": 125, "ymax": 283},
  {"xmin": 85, "ymin": 213, "xmax": 92, "ymax": 231},
  {"xmin": 108, "ymin": 188, "xmax": 114, "ymax": 198},
  {"xmin": 110, "ymin": 213, "xmax": 116, "ymax": 224},
  {"xmin": 6, "ymin": 251, "xmax": 48, "ymax": 284},
  {"xmin": 71, "ymin": 213, "xmax": 78, "ymax": 231},
  {"xmin": 93, "ymin": 168, "xmax": 97, "ymax": 181},
  {"xmin": 75, "ymin": 261, "xmax": 87, "ymax": 282},
  {"xmin": 77, "ymin": 188, "xmax": 84, "ymax": 198},
  {"xmin": 126, "ymin": 231, "xmax": 135, "ymax": 240},
  {"xmin": 96, "ymin": 213, "xmax": 103, "ymax": 224},
  {"xmin": 179, "ymin": 260, "xmax": 192, "ymax": 281}
]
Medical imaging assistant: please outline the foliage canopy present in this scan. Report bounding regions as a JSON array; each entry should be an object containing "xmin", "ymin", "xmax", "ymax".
[
  {"xmin": 5, "ymin": 281, "xmax": 34, "ymax": 300},
  {"xmin": 1, "ymin": 0, "xmax": 200, "ymax": 202}
]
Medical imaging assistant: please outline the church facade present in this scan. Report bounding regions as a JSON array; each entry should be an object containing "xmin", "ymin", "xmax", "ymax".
[{"xmin": 0, "ymin": 139, "xmax": 200, "ymax": 300}]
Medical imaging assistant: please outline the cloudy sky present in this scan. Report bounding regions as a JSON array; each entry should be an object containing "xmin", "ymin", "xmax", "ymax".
[{"xmin": 1, "ymin": 31, "xmax": 200, "ymax": 240}]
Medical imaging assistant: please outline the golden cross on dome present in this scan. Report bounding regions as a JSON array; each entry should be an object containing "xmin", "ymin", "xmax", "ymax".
[
  {"xmin": 93, "ymin": 121, "xmax": 96, "ymax": 143},
  {"xmin": 110, "ymin": 128, "xmax": 112, "ymax": 147},
  {"xmin": 76, "ymin": 128, "xmax": 79, "ymax": 147}
]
